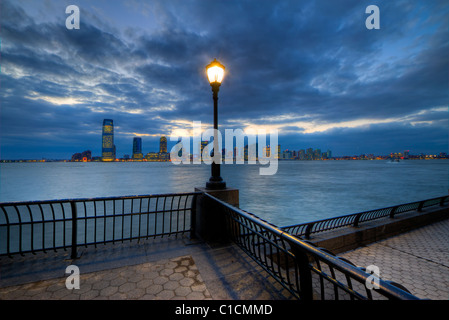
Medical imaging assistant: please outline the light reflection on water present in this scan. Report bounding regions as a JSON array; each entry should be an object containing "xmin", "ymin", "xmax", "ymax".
[{"xmin": 1, "ymin": 160, "xmax": 447, "ymax": 225}]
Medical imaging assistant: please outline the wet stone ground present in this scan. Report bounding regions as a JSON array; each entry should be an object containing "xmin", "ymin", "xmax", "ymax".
[{"xmin": 0, "ymin": 255, "xmax": 212, "ymax": 300}]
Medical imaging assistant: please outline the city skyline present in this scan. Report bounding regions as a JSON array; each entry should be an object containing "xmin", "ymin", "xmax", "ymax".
[
  {"xmin": 2, "ymin": 115, "xmax": 448, "ymax": 162},
  {"xmin": 93, "ymin": 118, "xmax": 448, "ymax": 161},
  {"xmin": 1, "ymin": 117, "xmax": 447, "ymax": 162},
  {"xmin": 1, "ymin": 1, "xmax": 448, "ymax": 160}
]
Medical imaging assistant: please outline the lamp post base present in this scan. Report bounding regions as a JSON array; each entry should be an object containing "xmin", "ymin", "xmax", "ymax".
[{"xmin": 206, "ymin": 178, "xmax": 226, "ymax": 190}]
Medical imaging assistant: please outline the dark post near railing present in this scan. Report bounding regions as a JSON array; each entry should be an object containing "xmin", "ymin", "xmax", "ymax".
[
  {"xmin": 389, "ymin": 205, "xmax": 398, "ymax": 219},
  {"xmin": 417, "ymin": 201, "xmax": 424, "ymax": 212},
  {"xmin": 70, "ymin": 201, "xmax": 78, "ymax": 259},
  {"xmin": 305, "ymin": 223, "xmax": 314, "ymax": 240},
  {"xmin": 190, "ymin": 193, "xmax": 197, "ymax": 239},
  {"xmin": 288, "ymin": 241, "xmax": 313, "ymax": 300},
  {"xmin": 353, "ymin": 212, "xmax": 362, "ymax": 227}
]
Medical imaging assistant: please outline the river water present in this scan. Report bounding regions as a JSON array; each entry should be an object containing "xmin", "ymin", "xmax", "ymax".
[{"xmin": 0, "ymin": 160, "xmax": 447, "ymax": 226}]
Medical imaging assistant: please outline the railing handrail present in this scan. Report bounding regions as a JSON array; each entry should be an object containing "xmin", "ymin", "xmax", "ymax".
[
  {"xmin": 204, "ymin": 193, "xmax": 420, "ymax": 300},
  {"xmin": 281, "ymin": 195, "xmax": 449, "ymax": 238},
  {"xmin": 0, "ymin": 191, "xmax": 202, "ymax": 206}
]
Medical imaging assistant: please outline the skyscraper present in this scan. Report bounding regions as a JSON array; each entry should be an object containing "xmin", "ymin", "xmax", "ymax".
[
  {"xmin": 158, "ymin": 136, "xmax": 169, "ymax": 161},
  {"xmin": 132, "ymin": 137, "xmax": 143, "ymax": 160},
  {"xmin": 159, "ymin": 136, "xmax": 167, "ymax": 154},
  {"xmin": 102, "ymin": 119, "xmax": 115, "ymax": 161},
  {"xmin": 263, "ymin": 145, "xmax": 271, "ymax": 157},
  {"xmin": 306, "ymin": 148, "xmax": 314, "ymax": 160}
]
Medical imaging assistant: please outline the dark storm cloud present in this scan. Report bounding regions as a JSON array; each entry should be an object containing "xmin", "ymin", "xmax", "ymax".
[{"xmin": 0, "ymin": 0, "xmax": 447, "ymax": 159}]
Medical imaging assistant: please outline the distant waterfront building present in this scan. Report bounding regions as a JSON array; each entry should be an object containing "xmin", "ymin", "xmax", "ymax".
[
  {"xmin": 263, "ymin": 145, "xmax": 271, "ymax": 157},
  {"xmin": 246, "ymin": 143, "xmax": 259, "ymax": 162},
  {"xmin": 391, "ymin": 152, "xmax": 403, "ymax": 159},
  {"xmin": 306, "ymin": 148, "xmax": 313, "ymax": 160},
  {"xmin": 158, "ymin": 136, "xmax": 169, "ymax": 161},
  {"xmin": 71, "ymin": 150, "xmax": 92, "ymax": 162},
  {"xmin": 282, "ymin": 149, "xmax": 292, "ymax": 160},
  {"xmin": 145, "ymin": 152, "xmax": 159, "ymax": 161},
  {"xmin": 132, "ymin": 137, "xmax": 143, "ymax": 160},
  {"xmin": 159, "ymin": 136, "xmax": 167, "ymax": 153},
  {"xmin": 200, "ymin": 141, "xmax": 209, "ymax": 155},
  {"xmin": 102, "ymin": 119, "xmax": 115, "ymax": 161},
  {"xmin": 192, "ymin": 140, "xmax": 203, "ymax": 162}
]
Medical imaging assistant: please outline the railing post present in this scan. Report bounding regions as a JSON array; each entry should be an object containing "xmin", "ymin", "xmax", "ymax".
[
  {"xmin": 305, "ymin": 223, "xmax": 314, "ymax": 240},
  {"xmin": 190, "ymin": 194, "xmax": 197, "ymax": 239},
  {"xmin": 417, "ymin": 201, "xmax": 424, "ymax": 212},
  {"xmin": 354, "ymin": 212, "xmax": 363, "ymax": 227},
  {"xmin": 193, "ymin": 188, "xmax": 239, "ymax": 244},
  {"xmin": 390, "ymin": 206, "xmax": 398, "ymax": 219},
  {"xmin": 70, "ymin": 201, "xmax": 78, "ymax": 259},
  {"xmin": 289, "ymin": 242, "xmax": 313, "ymax": 300}
]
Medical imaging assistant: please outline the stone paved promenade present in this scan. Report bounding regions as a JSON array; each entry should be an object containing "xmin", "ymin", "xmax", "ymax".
[
  {"xmin": 1, "ymin": 219, "xmax": 448, "ymax": 300},
  {"xmin": 0, "ymin": 236, "xmax": 293, "ymax": 300},
  {"xmin": 339, "ymin": 218, "xmax": 449, "ymax": 300}
]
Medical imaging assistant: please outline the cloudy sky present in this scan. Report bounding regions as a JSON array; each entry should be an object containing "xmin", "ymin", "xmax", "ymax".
[{"xmin": 1, "ymin": 0, "xmax": 448, "ymax": 159}]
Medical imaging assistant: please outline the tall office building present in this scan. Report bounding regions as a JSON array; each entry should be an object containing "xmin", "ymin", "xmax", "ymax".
[
  {"xmin": 158, "ymin": 136, "xmax": 169, "ymax": 161},
  {"xmin": 282, "ymin": 149, "xmax": 292, "ymax": 160},
  {"xmin": 263, "ymin": 145, "xmax": 271, "ymax": 157},
  {"xmin": 159, "ymin": 136, "xmax": 167, "ymax": 153},
  {"xmin": 306, "ymin": 148, "xmax": 314, "ymax": 160},
  {"xmin": 102, "ymin": 119, "xmax": 115, "ymax": 161},
  {"xmin": 132, "ymin": 137, "xmax": 143, "ymax": 160}
]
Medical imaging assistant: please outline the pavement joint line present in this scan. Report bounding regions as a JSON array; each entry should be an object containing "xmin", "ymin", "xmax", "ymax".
[{"xmin": 378, "ymin": 242, "xmax": 449, "ymax": 270}]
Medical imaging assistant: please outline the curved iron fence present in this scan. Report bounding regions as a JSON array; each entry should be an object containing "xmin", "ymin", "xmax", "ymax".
[
  {"xmin": 205, "ymin": 193, "xmax": 420, "ymax": 300},
  {"xmin": 281, "ymin": 195, "xmax": 448, "ymax": 239},
  {"xmin": 2, "ymin": 191, "xmax": 442, "ymax": 300},
  {"xmin": 0, "ymin": 192, "xmax": 199, "ymax": 258}
]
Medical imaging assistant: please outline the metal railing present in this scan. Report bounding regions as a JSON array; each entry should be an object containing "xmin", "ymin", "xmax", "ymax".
[
  {"xmin": 0, "ymin": 192, "xmax": 199, "ymax": 258},
  {"xmin": 281, "ymin": 195, "xmax": 449, "ymax": 239},
  {"xmin": 2, "ymin": 191, "xmax": 443, "ymax": 300},
  {"xmin": 205, "ymin": 193, "xmax": 420, "ymax": 300}
]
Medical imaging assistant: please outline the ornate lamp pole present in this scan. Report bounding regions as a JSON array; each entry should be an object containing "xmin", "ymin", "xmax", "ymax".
[{"xmin": 205, "ymin": 59, "xmax": 226, "ymax": 190}]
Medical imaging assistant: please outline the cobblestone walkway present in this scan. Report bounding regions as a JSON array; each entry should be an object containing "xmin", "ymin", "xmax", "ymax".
[
  {"xmin": 1, "ymin": 220, "xmax": 448, "ymax": 300},
  {"xmin": 339, "ymin": 219, "xmax": 449, "ymax": 300},
  {"xmin": 0, "ymin": 255, "xmax": 211, "ymax": 300}
]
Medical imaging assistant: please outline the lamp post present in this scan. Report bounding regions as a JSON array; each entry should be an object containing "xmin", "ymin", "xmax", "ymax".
[{"xmin": 205, "ymin": 58, "xmax": 226, "ymax": 190}]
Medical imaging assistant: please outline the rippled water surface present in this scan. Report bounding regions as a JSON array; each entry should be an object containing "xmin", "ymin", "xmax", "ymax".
[{"xmin": 1, "ymin": 160, "xmax": 447, "ymax": 225}]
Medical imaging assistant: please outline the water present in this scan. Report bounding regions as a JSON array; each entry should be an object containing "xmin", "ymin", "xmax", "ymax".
[{"xmin": 1, "ymin": 160, "xmax": 448, "ymax": 226}]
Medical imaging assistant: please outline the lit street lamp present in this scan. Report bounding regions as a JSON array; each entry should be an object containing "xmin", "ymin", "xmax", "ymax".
[{"xmin": 205, "ymin": 58, "xmax": 226, "ymax": 190}]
